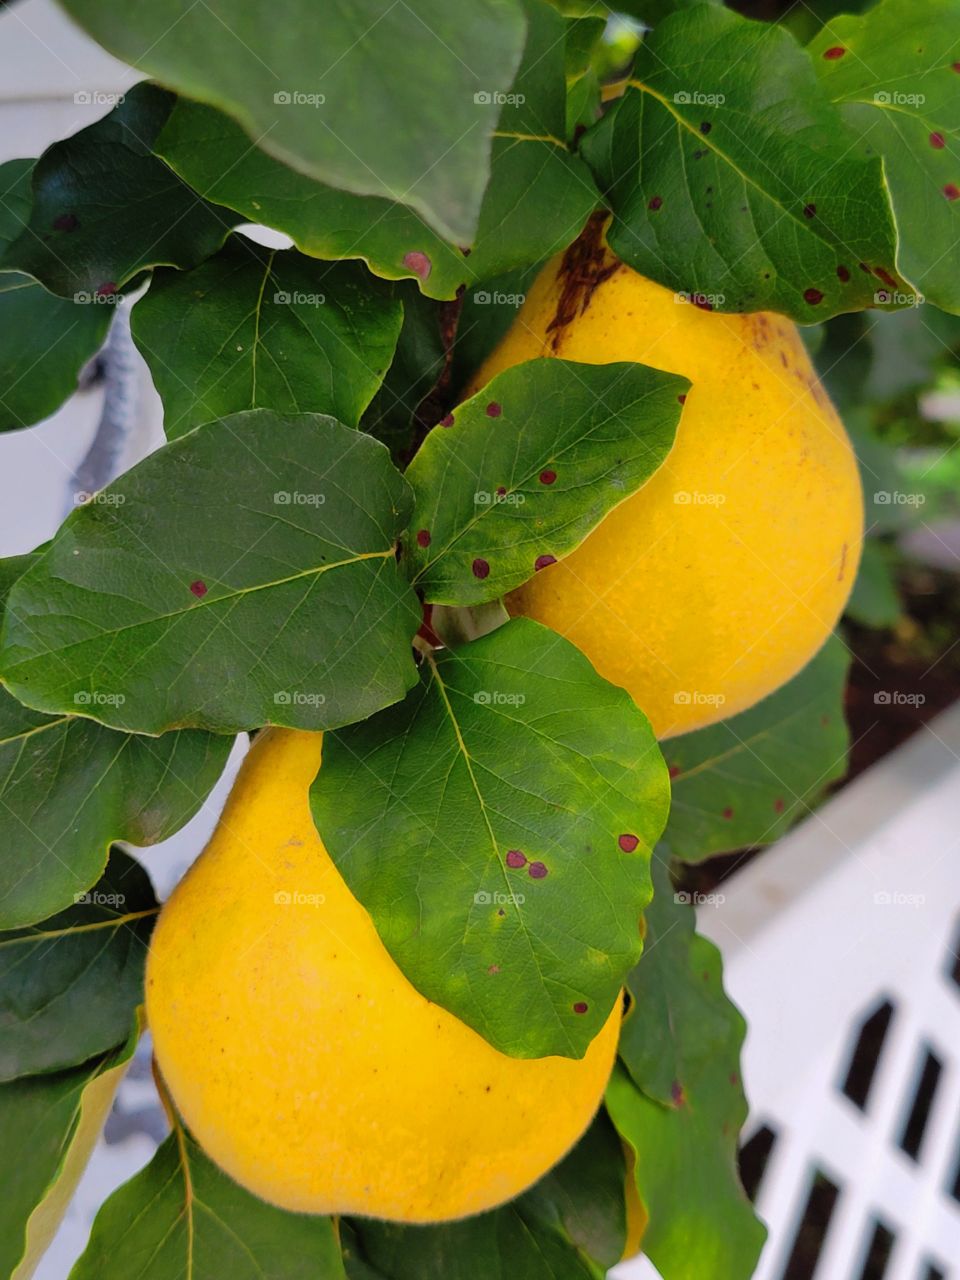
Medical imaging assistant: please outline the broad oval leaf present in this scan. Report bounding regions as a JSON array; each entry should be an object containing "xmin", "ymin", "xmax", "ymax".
[
  {"xmin": 57, "ymin": 0, "xmax": 528, "ymax": 247},
  {"xmin": 607, "ymin": 857, "xmax": 766, "ymax": 1280},
  {"xmin": 0, "ymin": 1029, "xmax": 138, "ymax": 1280},
  {"xmin": 70, "ymin": 1123, "xmax": 346, "ymax": 1280},
  {"xmin": 0, "ymin": 847, "xmax": 157, "ymax": 1081},
  {"xmin": 1, "ymin": 83, "xmax": 232, "ymax": 299},
  {"xmin": 0, "ymin": 411, "xmax": 420, "ymax": 734},
  {"xmin": 403, "ymin": 358, "xmax": 686, "ymax": 605},
  {"xmin": 662, "ymin": 634, "xmax": 850, "ymax": 862},
  {"xmin": 344, "ymin": 1112, "xmax": 627, "ymax": 1280},
  {"xmin": 0, "ymin": 159, "xmax": 114, "ymax": 433},
  {"xmin": 582, "ymin": 5, "xmax": 902, "ymax": 320},
  {"xmin": 132, "ymin": 237, "xmax": 403, "ymax": 438},
  {"xmin": 152, "ymin": 0, "xmax": 596, "ymax": 303},
  {"xmin": 810, "ymin": 0, "xmax": 960, "ymax": 315},
  {"xmin": 312, "ymin": 617, "xmax": 670, "ymax": 1059}
]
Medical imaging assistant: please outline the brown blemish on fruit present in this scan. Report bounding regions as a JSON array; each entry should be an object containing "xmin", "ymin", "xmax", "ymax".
[{"xmin": 546, "ymin": 212, "xmax": 619, "ymax": 352}]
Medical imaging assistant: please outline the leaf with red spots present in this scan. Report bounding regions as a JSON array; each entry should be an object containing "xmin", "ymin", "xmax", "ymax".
[
  {"xmin": 581, "ymin": 4, "xmax": 901, "ymax": 320},
  {"xmin": 811, "ymin": 0, "xmax": 960, "ymax": 314},
  {"xmin": 608, "ymin": 856, "xmax": 765, "ymax": 1280},
  {"xmin": 0, "ymin": 159, "xmax": 115, "ymax": 433},
  {"xmin": 402, "ymin": 357, "xmax": 686, "ymax": 606},
  {"xmin": 58, "ymin": 0, "xmax": 526, "ymax": 247},
  {"xmin": 1, "ymin": 85, "xmax": 233, "ymax": 299},
  {"xmin": 312, "ymin": 617, "xmax": 669, "ymax": 1059},
  {"xmin": 0, "ymin": 412, "xmax": 420, "ymax": 735},
  {"xmin": 663, "ymin": 634, "xmax": 850, "ymax": 862},
  {"xmin": 343, "ymin": 1113, "xmax": 628, "ymax": 1279},
  {"xmin": 132, "ymin": 236, "xmax": 402, "ymax": 439},
  {"xmin": 151, "ymin": 0, "xmax": 597, "ymax": 301}
]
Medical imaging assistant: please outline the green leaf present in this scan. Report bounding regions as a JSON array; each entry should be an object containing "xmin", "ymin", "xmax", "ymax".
[
  {"xmin": 344, "ymin": 1112, "xmax": 626, "ymax": 1280},
  {"xmin": 0, "ymin": 411, "xmax": 419, "ymax": 734},
  {"xmin": 312, "ymin": 616, "xmax": 669, "ymax": 1059},
  {"xmin": 582, "ymin": 5, "xmax": 902, "ymax": 320},
  {"xmin": 607, "ymin": 857, "xmax": 765, "ymax": 1280},
  {"xmin": 152, "ymin": 0, "xmax": 596, "ymax": 301},
  {"xmin": 132, "ymin": 236, "xmax": 403, "ymax": 438},
  {"xmin": 846, "ymin": 539, "xmax": 901, "ymax": 629},
  {"xmin": 2, "ymin": 83, "xmax": 231, "ymax": 298},
  {"xmin": 402, "ymin": 358, "xmax": 686, "ymax": 605},
  {"xmin": 661, "ymin": 635, "xmax": 851, "ymax": 862},
  {"xmin": 360, "ymin": 284, "xmax": 450, "ymax": 464},
  {"xmin": 154, "ymin": 99, "xmax": 471, "ymax": 303},
  {"xmin": 810, "ymin": 0, "xmax": 960, "ymax": 315},
  {"xmin": 0, "ymin": 686, "xmax": 231, "ymax": 929},
  {"xmin": 0, "ymin": 847, "xmax": 156, "ymax": 1081},
  {"xmin": 0, "ymin": 1028, "xmax": 138, "ymax": 1280},
  {"xmin": 70, "ymin": 1123, "xmax": 346, "ymax": 1280},
  {"xmin": 58, "ymin": 0, "xmax": 527, "ymax": 247},
  {"xmin": 0, "ymin": 160, "xmax": 114, "ymax": 433}
]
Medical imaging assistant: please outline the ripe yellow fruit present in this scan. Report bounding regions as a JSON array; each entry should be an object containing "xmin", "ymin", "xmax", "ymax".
[
  {"xmin": 469, "ymin": 222, "xmax": 863, "ymax": 737},
  {"xmin": 147, "ymin": 728, "xmax": 621, "ymax": 1222}
]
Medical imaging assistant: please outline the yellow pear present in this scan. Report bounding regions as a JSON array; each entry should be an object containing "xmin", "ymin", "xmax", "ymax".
[
  {"xmin": 146, "ymin": 728, "xmax": 621, "ymax": 1222},
  {"xmin": 468, "ymin": 220, "xmax": 863, "ymax": 737}
]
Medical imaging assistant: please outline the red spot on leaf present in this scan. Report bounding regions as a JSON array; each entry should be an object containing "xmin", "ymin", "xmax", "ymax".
[
  {"xmin": 528, "ymin": 861, "xmax": 548, "ymax": 879},
  {"xmin": 823, "ymin": 45, "xmax": 846, "ymax": 59},
  {"xmin": 53, "ymin": 213, "xmax": 78, "ymax": 231},
  {"xmin": 944, "ymin": 184, "xmax": 960, "ymax": 200},
  {"xmin": 485, "ymin": 401, "xmax": 502, "ymax": 418},
  {"xmin": 677, "ymin": 393, "xmax": 687, "ymax": 405},
  {"xmin": 874, "ymin": 267, "xmax": 898, "ymax": 289},
  {"xmin": 648, "ymin": 195, "xmax": 663, "ymax": 211},
  {"xmin": 402, "ymin": 251, "xmax": 432, "ymax": 280},
  {"xmin": 189, "ymin": 580, "xmax": 207, "ymax": 597},
  {"xmin": 803, "ymin": 203, "xmax": 817, "ymax": 218},
  {"xmin": 699, "ymin": 121, "xmax": 712, "ymax": 134},
  {"xmin": 539, "ymin": 469, "xmax": 557, "ymax": 485},
  {"xmin": 953, "ymin": 62, "xmax": 960, "ymax": 72},
  {"xmin": 534, "ymin": 554, "xmax": 556, "ymax": 571},
  {"xmin": 671, "ymin": 1080, "xmax": 686, "ymax": 1105},
  {"xmin": 669, "ymin": 764, "xmax": 681, "ymax": 779},
  {"xmin": 837, "ymin": 264, "xmax": 851, "ymax": 282},
  {"xmin": 496, "ymin": 486, "xmax": 507, "ymax": 497},
  {"xmin": 96, "ymin": 281, "xmax": 117, "ymax": 297},
  {"xmin": 930, "ymin": 132, "xmax": 946, "ymax": 149},
  {"xmin": 722, "ymin": 806, "xmax": 734, "ymax": 820},
  {"xmin": 440, "ymin": 413, "xmax": 455, "ymax": 427},
  {"xmin": 573, "ymin": 1001, "xmax": 589, "ymax": 1014},
  {"xmin": 804, "ymin": 287, "xmax": 824, "ymax": 305},
  {"xmin": 774, "ymin": 797, "xmax": 785, "ymax": 813},
  {"xmin": 488, "ymin": 964, "xmax": 500, "ymax": 974},
  {"xmin": 505, "ymin": 849, "xmax": 526, "ymax": 869},
  {"xmin": 416, "ymin": 529, "xmax": 431, "ymax": 548},
  {"xmin": 618, "ymin": 833, "xmax": 639, "ymax": 852},
  {"xmin": 729, "ymin": 1072, "xmax": 739, "ymax": 1086},
  {"xmin": 471, "ymin": 558, "xmax": 490, "ymax": 579}
]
